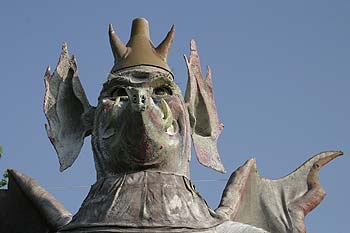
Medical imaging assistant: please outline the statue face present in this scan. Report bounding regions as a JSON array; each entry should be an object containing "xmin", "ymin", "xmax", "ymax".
[{"xmin": 92, "ymin": 66, "xmax": 191, "ymax": 176}]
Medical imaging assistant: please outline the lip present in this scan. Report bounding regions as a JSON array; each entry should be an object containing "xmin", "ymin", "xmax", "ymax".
[{"xmin": 130, "ymin": 155, "xmax": 164, "ymax": 166}]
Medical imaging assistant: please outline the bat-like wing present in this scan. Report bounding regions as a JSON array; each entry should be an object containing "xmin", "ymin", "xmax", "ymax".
[
  {"xmin": 216, "ymin": 151, "xmax": 342, "ymax": 233},
  {"xmin": 0, "ymin": 169, "xmax": 72, "ymax": 232}
]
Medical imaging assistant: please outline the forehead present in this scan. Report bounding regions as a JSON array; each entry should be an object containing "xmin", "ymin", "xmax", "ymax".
[
  {"xmin": 107, "ymin": 66, "xmax": 173, "ymax": 85},
  {"xmin": 100, "ymin": 66, "xmax": 180, "ymax": 98}
]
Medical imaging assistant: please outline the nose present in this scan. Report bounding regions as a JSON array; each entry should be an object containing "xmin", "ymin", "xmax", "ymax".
[
  {"xmin": 127, "ymin": 87, "xmax": 149, "ymax": 112},
  {"xmin": 132, "ymin": 93, "xmax": 147, "ymax": 111}
]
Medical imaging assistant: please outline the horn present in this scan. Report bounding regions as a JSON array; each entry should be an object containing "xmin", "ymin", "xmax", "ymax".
[
  {"xmin": 156, "ymin": 25, "xmax": 175, "ymax": 61},
  {"xmin": 109, "ymin": 24, "xmax": 127, "ymax": 61}
]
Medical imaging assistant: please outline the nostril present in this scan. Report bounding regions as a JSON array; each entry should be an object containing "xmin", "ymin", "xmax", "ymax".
[
  {"xmin": 141, "ymin": 96, "xmax": 146, "ymax": 104},
  {"xmin": 132, "ymin": 95, "xmax": 138, "ymax": 103}
]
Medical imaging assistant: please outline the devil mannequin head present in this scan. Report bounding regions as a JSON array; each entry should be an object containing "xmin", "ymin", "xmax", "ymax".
[{"xmin": 44, "ymin": 18, "xmax": 225, "ymax": 179}]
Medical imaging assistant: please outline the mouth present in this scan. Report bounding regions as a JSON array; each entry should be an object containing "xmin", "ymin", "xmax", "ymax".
[
  {"xmin": 130, "ymin": 156, "xmax": 165, "ymax": 166},
  {"xmin": 102, "ymin": 94, "xmax": 178, "ymax": 136},
  {"xmin": 100, "ymin": 95, "xmax": 181, "ymax": 166}
]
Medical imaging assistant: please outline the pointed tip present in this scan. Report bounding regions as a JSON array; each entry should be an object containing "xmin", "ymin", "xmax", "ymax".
[
  {"xmin": 248, "ymin": 157, "xmax": 257, "ymax": 165},
  {"xmin": 241, "ymin": 158, "xmax": 257, "ymax": 173},
  {"xmin": 45, "ymin": 65, "xmax": 51, "ymax": 77},
  {"xmin": 156, "ymin": 24, "xmax": 176, "ymax": 61},
  {"xmin": 59, "ymin": 161, "xmax": 69, "ymax": 172},
  {"xmin": 7, "ymin": 168, "xmax": 17, "ymax": 177},
  {"xmin": 131, "ymin": 18, "xmax": 150, "ymax": 38},
  {"xmin": 7, "ymin": 169, "xmax": 32, "ymax": 187},
  {"xmin": 61, "ymin": 42, "xmax": 68, "ymax": 53},
  {"xmin": 70, "ymin": 55, "xmax": 78, "ymax": 70},
  {"xmin": 134, "ymin": 17, "xmax": 148, "ymax": 23},
  {"xmin": 109, "ymin": 23, "xmax": 115, "ymax": 34},
  {"xmin": 221, "ymin": 168, "xmax": 227, "ymax": 174},
  {"xmin": 190, "ymin": 39, "xmax": 197, "ymax": 51},
  {"xmin": 206, "ymin": 65, "xmax": 211, "ymax": 73},
  {"xmin": 183, "ymin": 54, "xmax": 189, "ymax": 64},
  {"xmin": 336, "ymin": 150, "xmax": 344, "ymax": 156},
  {"xmin": 59, "ymin": 42, "xmax": 70, "ymax": 63},
  {"xmin": 70, "ymin": 54, "xmax": 77, "ymax": 64},
  {"xmin": 316, "ymin": 150, "xmax": 343, "ymax": 167},
  {"xmin": 109, "ymin": 23, "xmax": 127, "ymax": 60},
  {"xmin": 206, "ymin": 65, "xmax": 212, "ymax": 83},
  {"xmin": 209, "ymin": 159, "xmax": 226, "ymax": 174}
]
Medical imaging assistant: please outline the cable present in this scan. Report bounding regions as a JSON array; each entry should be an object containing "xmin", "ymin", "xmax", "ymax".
[{"xmin": 45, "ymin": 178, "xmax": 228, "ymax": 190}]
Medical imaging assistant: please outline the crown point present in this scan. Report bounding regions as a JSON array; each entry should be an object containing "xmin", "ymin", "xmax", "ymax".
[
  {"xmin": 109, "ymin": 23, "xmax": 127, "ymax": 61},
  {"xmin": 109, "ymin": 24, "xmax": 114, "ymax": 33},
  {"xmin": 131, "ymin": 18, "xmax": 150, "ymax": 39},
  {"xmin": 156, "ymin": 24, "xmax": 176, "ymax": 61}
]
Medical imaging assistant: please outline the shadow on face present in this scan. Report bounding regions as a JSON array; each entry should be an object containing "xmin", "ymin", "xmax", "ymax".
[{"xmin": 92, "ymin": 66, "xmax": 191, "ymax": 177}]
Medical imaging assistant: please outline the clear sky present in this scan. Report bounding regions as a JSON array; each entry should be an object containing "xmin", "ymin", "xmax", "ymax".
[{"xmin": 0, "ymin": 1, "xmax": 349, "ymax": 232}]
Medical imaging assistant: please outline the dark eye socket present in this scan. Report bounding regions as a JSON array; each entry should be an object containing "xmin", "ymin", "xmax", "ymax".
[
  {"xmin": 112, "ymin": 88, "xmax": 128, "ymax": 97},
  {"xmin": 153, "ymin": 86, "xmax": 172, "ymax": 96}
]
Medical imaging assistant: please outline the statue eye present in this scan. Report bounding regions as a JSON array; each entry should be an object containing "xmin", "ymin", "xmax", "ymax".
[
  {"xmin": 111, "ymin": 88, "xmax": 128, "ymax": 99},
  {"xmin": 153, "ymin": 86, "xmax": 172, "ymax": 96}
]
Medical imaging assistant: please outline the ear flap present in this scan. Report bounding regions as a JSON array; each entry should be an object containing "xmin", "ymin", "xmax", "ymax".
[
  {"xmin": 44, "ymin": 43, "xmax": 95, "ymax": 172},
  {"xmin": 184, "ymin": 40, "xmax": 225, "ymax": 173}
]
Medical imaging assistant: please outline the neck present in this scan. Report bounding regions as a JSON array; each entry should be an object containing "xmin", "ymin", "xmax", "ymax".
[{"xmin": 62, "ymin": 171, "xmax": 223, "ymax": 232}]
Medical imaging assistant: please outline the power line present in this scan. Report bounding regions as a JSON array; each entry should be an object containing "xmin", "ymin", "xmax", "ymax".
[{"xmin": 45, "ymin": 178, "xmax": 228, "ymax": 190}]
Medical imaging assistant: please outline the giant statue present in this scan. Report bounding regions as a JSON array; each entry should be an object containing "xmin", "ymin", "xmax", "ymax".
[{"xmin": 0, "ymin": 18, "xmax": 342, "ymax": 233}]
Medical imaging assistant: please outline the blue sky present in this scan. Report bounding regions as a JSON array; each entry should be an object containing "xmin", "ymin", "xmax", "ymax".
[{"xmin": 0, "ymin": 1, "xmax": 349, "ymax": 232}]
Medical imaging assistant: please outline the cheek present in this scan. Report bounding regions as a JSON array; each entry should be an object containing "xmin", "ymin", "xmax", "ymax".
[
  {"xmin": 167, "ymin": 97, "xmax": 185, "ymax": 120},
  {"xmin": 166, "ymin": 97, "xmax": 189, "ymax": 138},
  {"xmin": 94, "ymin": 103, "xmax": 126, "ymax": 140}
]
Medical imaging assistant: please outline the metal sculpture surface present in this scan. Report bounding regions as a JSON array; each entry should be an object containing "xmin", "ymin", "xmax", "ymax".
[{"xmin": 0, "ymin": 18, "xmax": 342, "ymax": 233}]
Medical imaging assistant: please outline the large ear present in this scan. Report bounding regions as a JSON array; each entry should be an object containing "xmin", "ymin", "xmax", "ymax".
[
  {"xmin": 44, "ymin": 43, "xmax": 95, "ymax": 172},
  {"xmin": 184, "ymin": 40, "xmax": 225, "ymax": 173}
]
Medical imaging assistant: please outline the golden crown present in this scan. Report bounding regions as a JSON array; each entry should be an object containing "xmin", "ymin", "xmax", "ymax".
[{"xmin": 109, "ymin": 18, "xmax": 175, "ymax": 76}]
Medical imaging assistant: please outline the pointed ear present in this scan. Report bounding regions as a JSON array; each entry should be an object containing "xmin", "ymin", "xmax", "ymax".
[
  {"xmin": 44, "ymin": 43, "xmax": 95, "ymax": 172},
  {"xmin": 184, "ymin": 39, "xmax": 225, "ymax": 173}
]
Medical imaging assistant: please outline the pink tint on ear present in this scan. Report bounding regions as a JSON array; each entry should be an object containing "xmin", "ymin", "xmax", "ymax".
[{"xmin": 184, "ymin": 39, "xmax": 225, "ymax": 173}]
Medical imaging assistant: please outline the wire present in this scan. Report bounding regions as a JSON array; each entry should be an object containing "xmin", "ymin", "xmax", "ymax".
[{"xmin": 45, "ymin": 178, "xmax": 228, "ymax": 190}]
